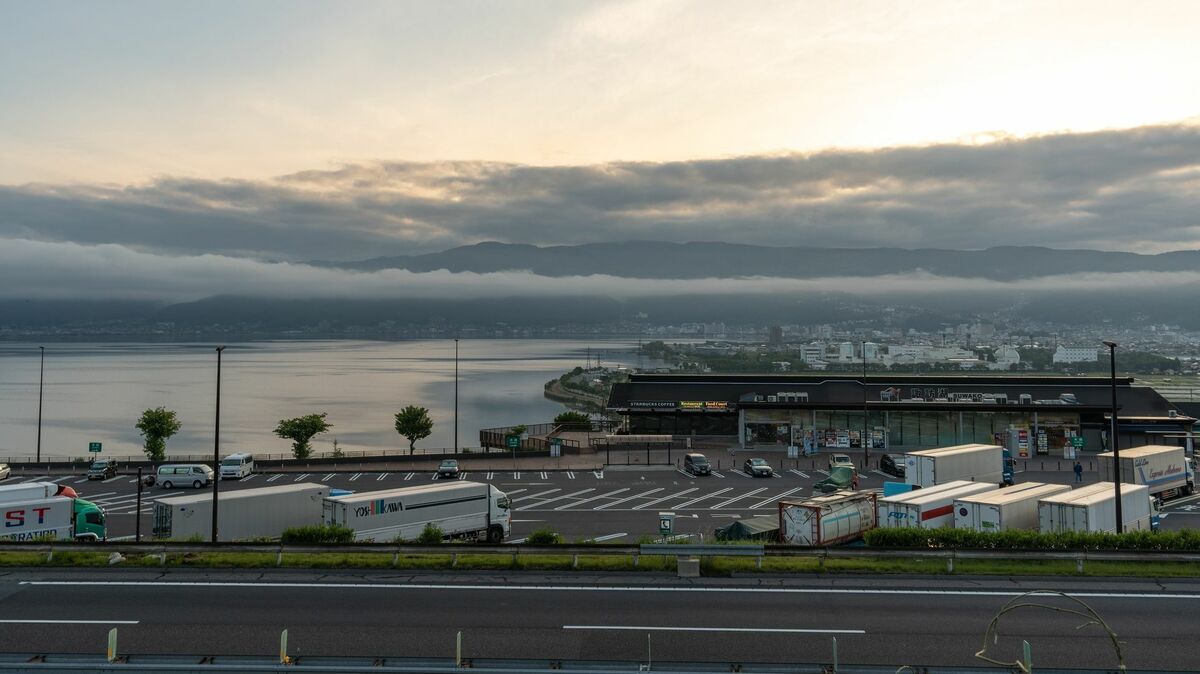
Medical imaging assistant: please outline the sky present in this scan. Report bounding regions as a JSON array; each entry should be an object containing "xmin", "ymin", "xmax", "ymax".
[{"xmin": 2, "ymin": 1, "xmax": 1200, "ymax": 301}]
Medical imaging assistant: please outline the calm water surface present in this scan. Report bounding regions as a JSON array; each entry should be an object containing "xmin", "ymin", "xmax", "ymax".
[{"xmin": 0, "ymin": 340, "xmax": 641, "ymax": 458}]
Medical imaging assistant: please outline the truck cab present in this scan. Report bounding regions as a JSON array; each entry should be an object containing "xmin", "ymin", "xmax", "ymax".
[
  {"xmin": 490, "ymin": 488, "xmax": 512, "ymax": 543},
  {"xmin": 72, "ymin": 499, "xmax": 106, "ymax": 541},
  {"xmin": 1002, "ymin": 447, "xmax": 1015, "ymax": 486}
]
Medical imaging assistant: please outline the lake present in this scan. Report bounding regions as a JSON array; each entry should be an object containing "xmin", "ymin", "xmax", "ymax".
[{"xmin": 0, "ymin": 340, "xmax": 643, "ymax": 458}]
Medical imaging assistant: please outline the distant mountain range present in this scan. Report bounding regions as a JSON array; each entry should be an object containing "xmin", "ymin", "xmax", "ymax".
[{"xmin": 310, "ymin": 241, "xmax": 1200, "ymax": 280}]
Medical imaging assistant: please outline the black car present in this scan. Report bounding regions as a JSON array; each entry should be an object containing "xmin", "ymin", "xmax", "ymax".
[
  {"xmin": 437, "ymin": 459, "xmax": 460, "ymax": 479},
  {"xmin": 743, "ymin": 457, "xmax": 773, "ymax": 477},
  {"xmin": 683, "ymin": 453, "xmax": 711, "ymax": 476},
  {"xmin": 880, "ymin": 453, "xmax": 905, "ymax": 478},
  {"xmin": 87, "ymin": 459, "xmax": 118, "ymax": 480}
]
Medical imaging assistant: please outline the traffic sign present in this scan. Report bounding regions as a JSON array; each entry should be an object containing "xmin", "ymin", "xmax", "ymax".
[
  {"xmin": 1071, "ymin": 437, "xmax": 1085, "ymax": 449},
  {"xmin": 88, "ymin": 442, "xmax": 103, "ymax": 453},
  {"xmin": 506, "ymin": 436, "xmax": 519, "ymax": 450}
]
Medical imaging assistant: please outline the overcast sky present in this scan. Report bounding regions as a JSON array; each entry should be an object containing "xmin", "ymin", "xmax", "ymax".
[{"xmin": 2, "ymin": 1, "xmax": 1199, "ymax": 299}]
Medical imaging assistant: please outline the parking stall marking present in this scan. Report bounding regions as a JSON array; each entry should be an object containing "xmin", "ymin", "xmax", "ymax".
[
  {"xmin": 350, "ymin": 473, "xmax": 362, "ymax": 481},
  {"xmin": 72, "ymin": 478, "xmax": 89, "ymax": 484},
  {"xmin": 593, "ymin": 471, "xmax": 603, "ymax": 479},
  {"xmin": 458, "ymin": 473, "xmax": 467, "ymax": 480},
  {"xmin": 267, "ymin": 474, "xmax": 283, "ymax": 483},
  {"xmin": 749, "ymin": 487, "xmax": 803, "ymax": 509},
  {"xmin": 816, "ymin": 469, "xmax": 830, "ymax": 476},
  {"xmin": 554, "ymin": 488, "xmax": 629, "ymax": 511},
  {"xmin": 376, "ymin": 473, "xmax": 387, "ymax": 481},
  {"xmin": 595, "ymin": 488, "xmax": 663, "ymax": 510},
  {"xmin": 675, "ymin": 469, "xmax": 694, "ymax": 479},
  {"xmin": 519, "ymin": 488, "xmax": 596, "ymax": 510},
  {"xmin": 127, "ymin": 478, "xmax": 138, "ymax": 484},
  {"xmin": 511, "ymin": 488, "xmax": 561, "ymax": 503},
  {"xmin": 710, "ymin": 471, "xmax": 726, "ymax": 478},
  {"xmin": 291, "ymin": 473, "xmax": 309, "ymax": 482},
  {"xmin": 513, "ymin": 472, "xmax": 521, "ymax": 479},
  {"xmin": 789, "ymin": 469, "xmax": 810, "ymax": 478},
  {"xmin": 322, "ymin": 474, "xmax": 335, "ymax": 482},
  {"xmin": 504, "ymin": 488, "xmax": 527, "ymax": 497},
  {"xmin": 241, "ymin": 474, "xmax": 258, "ymax": 482},
  {"xmin": 709, "ymin": 488, "xmax": 768, "ymax": 509},
  {"xmin": 48, "ymin": 477, "xmax": 70, "ymax": 483},
  {"xmin": 633, "ymin": 488, "xmax": 698, "ymax": 510},
  {"xmin": 857, "ymin": 473, "xmax": 868, "ymax": 480},
  {"xmin": 731, "ymin": 470, "xmax": 753, "ymax": 478},
  {"xmin": 101, "ymin": 476, "xmax": 122, "ymax": 484},
  {"xmin": 567, "ymin": 472, "xmax": 576, "ymax": 479},
  {"xmin": 404, "ymin": 473, "xmax": 415, "ymax": 480},
  {"xmin": 673, "ymin": 488, "xmax": 733, "ymax": 509}
]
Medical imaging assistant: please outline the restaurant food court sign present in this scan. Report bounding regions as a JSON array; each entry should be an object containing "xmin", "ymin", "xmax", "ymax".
[{"xmin": 630, "ymin": 400, "xmax": 731, "ymax": 412}]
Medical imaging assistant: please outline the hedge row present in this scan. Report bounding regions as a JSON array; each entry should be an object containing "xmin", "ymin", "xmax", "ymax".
[{"xmin": 863, "ymin": 526, "xmax": 1200, "ymax": 551}]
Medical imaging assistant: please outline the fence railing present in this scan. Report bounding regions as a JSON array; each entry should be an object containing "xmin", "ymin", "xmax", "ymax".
[{"xmin": 0, "ymin": 446, "xmax": 515, "ymax": 467}]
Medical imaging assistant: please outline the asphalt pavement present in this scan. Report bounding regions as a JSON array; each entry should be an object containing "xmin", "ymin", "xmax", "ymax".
[{"xmin": 0, "ymin": 570, "xmax": 1192, "ymax": 670}]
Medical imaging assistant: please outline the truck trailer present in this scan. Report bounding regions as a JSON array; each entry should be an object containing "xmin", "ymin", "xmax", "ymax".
[
  {"xmin": 1098, "ymin": 445, "xmax": 1194, "ymax": 501},
  {"xmin": 0, "ymin": 496, "xmax": 106, "ymax": 541},
  {"xmin": 322, "ymin": 481, "xmax": 511, "ymax": 543},
  {"xmin": 953, "ymin": 482, "xmax": 1071, "ymax": 532},
  {"xmin": 1037, "ymin": 482, "xmax": 1154, "ymax": 534},
  {"xmin": 0, "ymin": 481, "xmax": 79, "ymax": 502},
  {"xmin": 778, "ymin": 491, "xmax": 876, "ymax": 545},
  {"xmin": 904, "ymin": 444, "xmax": 1013, "ymax": 487},
  {"xmin": 153, "ymin": 483, "xmax": 330, "ymax": 540},
  {"xmin": 879, "ymin": 480, "xmax": 997, "ymax": 528}
]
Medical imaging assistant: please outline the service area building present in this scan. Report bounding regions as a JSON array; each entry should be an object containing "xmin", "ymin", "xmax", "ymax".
[{"xmin": 607, "ymin": 374, "xmax": 1195, "ymax": 457}]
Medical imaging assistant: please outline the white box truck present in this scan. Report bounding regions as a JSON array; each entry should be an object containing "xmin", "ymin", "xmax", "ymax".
[
  {"xmin": 954, "ymin": 482, "xmax": 1072, "ymax": 532},
  {"xmin": 881, "ymin": 481, "xmax": 997, "ymax": 529},
  {"xmin": 904, "ymin": 444, "xmax": 1013, "ymax": 487},
  {"xmin": 323, "ymin": 481, "xmax": 511, "ymax": 543},
  {"xmin": 778, "ymin": 491, "xmax": 876, "ymax": 546},
  {"xmin": 153, "ymin": 483, "xmax": 330, "ymax": 540},
  {"xmin": 0, "ymin": 495, "xmax": 107, "ymax": 541},
  {"xmin": 1038, "ymin": 482, "xmax": 1154, "ymax": 534},
  {"xmin": 877, "ymin": 480, "xmax": 975, "ymax": 528},
  {"xmin": 1098, "ymin": 445, "xmax": 1194, "ymax": 501}
]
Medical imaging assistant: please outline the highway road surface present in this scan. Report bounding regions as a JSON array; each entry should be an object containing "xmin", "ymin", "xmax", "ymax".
[
  {"xmin": 0, "ymin": 570, "xmax": 1192, "ymax": 670},
  {"xmin": 4, "ymin": 464, "xmax": 1150, "ymax": 542}
]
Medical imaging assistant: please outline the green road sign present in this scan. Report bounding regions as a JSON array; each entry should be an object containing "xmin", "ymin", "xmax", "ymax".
[
  {"xmin": 88, "ymin": 442, "xmax": 103, "ymax": 453},
  {"xmin": 1071, "ymin": 437, "xmax": 1085, "ymax": 449},
  {"xmin": 506, "ymin": 436, "xmax": 520, "ymax": 449}
]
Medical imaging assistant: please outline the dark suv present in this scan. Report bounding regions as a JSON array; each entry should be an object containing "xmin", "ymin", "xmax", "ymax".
[
  {"xmin": 880, "ymin": 453, "xmax": 905, "ymax": 478},
  {"xmin": 683, "ymin": 453, "xmax": 711, "ymax": 476},
  {"xmin": 743, "ymin": 457, "xmax": 773, "ymax": 477},
  {"xmin": 87, "ymin": 459, "xmax": 118, "ymax": 480}
]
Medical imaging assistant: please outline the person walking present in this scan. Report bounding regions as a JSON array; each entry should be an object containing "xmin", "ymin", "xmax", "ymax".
[{"xmin": 1073, "ymin": 461, "xmax": 1083, "ymax": 483}]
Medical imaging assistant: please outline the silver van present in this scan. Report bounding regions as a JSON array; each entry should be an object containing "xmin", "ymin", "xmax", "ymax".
[{"xmin": 156, "ymin": 464, "xmax": 214, "ymax": 489}]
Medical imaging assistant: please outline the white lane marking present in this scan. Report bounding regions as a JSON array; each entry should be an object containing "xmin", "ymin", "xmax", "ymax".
[
  {"xmin": 350, "ymin": 473, "xmax": 362, "ymax": 481},
  {"xmin": 458, "ymin": 473, "xmax": 467, "ymax": 480},
  {"xmin": 710, "ymin": 488, "xmax": 767, "ymax": 509},
  {"xmin": 857, "ymin": 473, "xmax": 868, "ymax": 480},
  {"xmin": 770, "ymin": 471, "xmax": 783, "ymax": 478},
  {"xmin": 676, "ymin": 469, "xmax": 694, "ymax": 479},
  {"xmin": 267, "ymin": 474, "xmax": 282, "ymax": 482},
  {"xmin": 520, "ymin": 488, "xmax": 595, "ymax": 509},
  {"xmin": 595, "ymin": 488, "xmax": 663, "ymax": 510},
  {"xmin": 47, "ymin": 477, "xmax": 70, "ymax": 483},
  {"xmin": 749, "ymin": 487, "xmax": 803, "ymax": 509},
  {"xmin": 513, "ymin": 472, "xmax": 521, "ymax": 480},
  {"xmin": 674, "ymin": 488, "xmax": 733, "ymax": 509},
  {"xmin": 293, "ymin": 473, "xmax": 310, "ymax": 482},
  {"xmin": 555, "ymin": 488, "xmax": 629, "ymax": 511},
  {"xmin": 788, "ymin": 469, "xmax": 807, "ymax": 477},
  {"xmin": 27, "ymin": 581, "xmax": 1200, "ymax": 600},
  {"xmin": 710, "ymin": 471, "xmax": 725, "ymax": 478},
  {"xmin": 633, "ymin": 488, "xmax": 698, "ymax": 510},
  {"xmin": 0, "ymin": 619, "xmax": 140, "ymax": 625},
  {"xmin": 506, "ymin": 538, "xmax": 527, "ymax": 545},
  {"xmin": 567, "ymin": 472, "xmax": 575, "ymax": 479},
  {"xmin": 377, "ymin": 473, "xmax": 388, "ymax": 481},
  {"xmin": 511, "ymin": 488, "xmax": 560, "ymax": 503},
  {"xmin": 593, "ymin": 471, "xmax": 603, "ymax": 479},
  {"xmin": 322, "ymin": 474, "xmax": 335, "ymax": 482},
  {"xmin": 731, "ymin": 470, "xmax": 753, "ymax": 478},
  {"xmin": 486, "ymin": 472, "xmax": 494, "ymax": 480},
  {"xmin": 76, "ymin": 491, "xmax": 118, "ymax": 500},
  {"xmin": 72, "ymin": 478, "xmax": 89, "ymax": 485},
  {"xmin": 241, "ymin": 474, "xmax": 259, "ymax": 482},
  {"xmin": 563, "ymin": 625, "xmax": 865, "ymax": 635},
  {"xmin": 583, "ymin": 533, "xmax": 628, "ymax": 543},
  {"xmin": 102, "ymin": 476, "xmax": 122, "ymax": 484},
  {"xmin": 540, "ymin": 472, "xmax": 548, "ymax": 479},
  {"xmin": 404, "ymin": 473, "xmax": 415, "ymax": 481}
]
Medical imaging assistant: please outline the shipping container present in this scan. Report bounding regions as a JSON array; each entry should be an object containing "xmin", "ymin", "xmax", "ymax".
[
  {"xmin": 153, "ymin": 483, "xmax": 330, "ymax": 540},
  {"xmin": 881, "ymin": 481, "xmax": 997, "ymax": 528},
  {"xmin": 953, "ymin": 482, "xmax": 1071, "ymax": 532},
  {"xmin": 778, "ymin": 491, "xmax": 876, "ymax": 545},
  {"xmin": 904, "ymin": 444, "xmax": 1011, "ymax": 487},
  {"xmin": 1037, "ymin": 482, "xmax": 1153, "ymax": 534},
  {"xmin": 322, "ymin": 481, "xmax": 511, "ymax": 543},
  {"xmin": 1098, "ymin": 445, "xmax": 1194, "ymax": 500}
]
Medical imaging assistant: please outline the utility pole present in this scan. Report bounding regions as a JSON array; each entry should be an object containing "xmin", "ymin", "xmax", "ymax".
[
  {"xmin": 454, "ymin": 338, "xmax": 459, "ymax": 456},
  {"xmin": 36, "ymin": 346, "xmax": 44, "ymax": 464},
  {"xmin": 135, "ymin": 467, "xmax": 144, "ymax": 542},
  {"xmin": 212, "ymin": 346, "xmax": 225, "ymax": 542},
  {"xmin": 1103, "ymin": 340, "xmax": 1122, "ymax": 533},
  {"xmin": 862, "ymin": 341, "xmax": 869, "ymax": 466}
]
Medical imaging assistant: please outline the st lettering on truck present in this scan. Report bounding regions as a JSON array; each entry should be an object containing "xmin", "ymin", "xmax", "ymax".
[
  {"xmin": 0, "ymin": 497, "xmax": 105, "ymax": 541},
  {"xmin": 322, "ymin": 482, "xmax": 511, "ymax": 543}
]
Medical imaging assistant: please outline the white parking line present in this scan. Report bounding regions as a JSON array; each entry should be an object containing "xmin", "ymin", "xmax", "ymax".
[
  {"xmin": 749, "ymin": 487, "xmax": 803, "ymax": 509},
  {"xmin": 72, "ymin": 478, "xmax": 89, "ymax": 485},
  {"xmin": 350, "ymin": 473, "xmax": 362, "ymax": 481},
  {"xmin": 0, "ymin": 619, "xmax": 140, "ymax": 625},
  {"xmin": 593, "ymin": 471, "xmax": 603, "ymax": 479},
  {"xmin": 102, "ymin": 476, "xmax": 122, "ymax": 484},
  {"xmin": 710, "ymin": 488, "xmax": 767, "ymax": 509},
  {"xmin": 816, "ymin": 469, "xmax": 830, "ymax": 476},
  {"xmin": 486, "ymin": 472, "xmax": 494, "ymax": 480},
  {"xmin": 267, "ymin": 474, "xmax": 282, "ymax": 482},
  {"xmin": 127, "ymin": 478, "xmax": 138, "ymax": 484},
  {"xmin": 595, "ymin": 488, "xmax": 663, "ymax": 510},
  {"xmin": 241, "ymin": 474, "xmax": 258, "ymax": 482},
  {"xmin": 567, "ymin": 472, "xmax": 576, "ymax": 479},
  {"xmin": 404, "ymin": 473, "xmax": 415, "ymax": 480},
  {"xmin": 770, "ymin": 471, "xmax": 783, "ymax": 478},
  {"xmin": 513, "ymin": 472, "xmax": 521, "ymax": 479},
  {"xmin": 563, "ymin": 625, "xmax": 864, "ymax": 635},
  {"xmin": 504, "ymin": 488, "xmax": 527, "ymax": 496},
  {"xmin": 555, "ymin": 488, "xmax": 629, "ymax": 511},
  {"xmin": 871, "ymin": 470, "xmax": 890, "ymax": 478},
  {"xmin": 293, "ymin": 473, "xmax": 310, "ymax": 482},
  {"xmin": 710, "ymin": 471, "xmax": 726, "ymax": 478},
  {"xmin": 731, "ymin": 470, "xmax": 752, "ymax": 478},
  {"xmin": 520, "ymin": 488, "xmax": 596, "ymax": 509},
  {"xmin": 674, "ymin": 488, "xmax": 733, "ymax": 509},
  {"xmin": 512, "ymin": 488, "xmax": 561, "ymax": 503},
  {"xmin": 633, "ymin": 488, "xmax": 698, "ymax": 510},
  {"xmin": 458, "ymin": 473, "xmax": 467, "ymax": 480},
  {"xmin": 376, "ymin": 473, "xmax": 387, "ymax": 481},
  {"xmin": 431, "ymin": 472, "xmax": 439, "ymax": 481},
  {"xmin": 676, "ymin": 469, "xmax": 695, "ymax": 479},
  {"xmin": 788, "ymin": 469, "xmax": 807, "ymax": 478},
  {"xmin": 48, "ymin": 477, "xmax": 70, "ymax": 483},
  {"xmin": 322, "ymin": 474, "xmax": 335, "ymax": 482},
  {"xmin": 540, "ymin": 472, "xmax": 548, "ymax": 479},
  {"xmin": 857, "ymin": 473, "xmax": 868, "ymax": 480},
  {"xmin": 583, "ymin": 533, "xmax": 628, "ymax": 543}
]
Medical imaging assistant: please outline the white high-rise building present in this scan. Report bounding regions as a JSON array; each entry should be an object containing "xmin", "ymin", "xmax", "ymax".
[
  {"xmin": 862, "ymin": 342, "xmax": 880, "ymax": 361},
  {"xmin": 1052, "ymin": 346, "xmax": 1101, "ymax": 364},
  {"xmin": 838, "ymin": 342, "xmax": 855, "ymax": 361}
]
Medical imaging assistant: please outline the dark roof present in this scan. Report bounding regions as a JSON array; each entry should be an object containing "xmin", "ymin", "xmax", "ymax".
[{"xmin": 608, "ymin": 373, "xmax": 1180, "ymax": 417}]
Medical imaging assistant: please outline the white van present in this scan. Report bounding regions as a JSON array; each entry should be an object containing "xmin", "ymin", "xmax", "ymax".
[
  {"xmin": 156, "ymin": 464, "xmax": 214, "ymax": 489},
  {"xmin": 220, "ymin": 453, "xmax": 254, "ymax": 479}
]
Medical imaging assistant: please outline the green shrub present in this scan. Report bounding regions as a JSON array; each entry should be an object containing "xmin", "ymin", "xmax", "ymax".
[
  {"xmin": 863, "ymin": 527, "xmax": 1200, "ymax": 551},
  {"xmin": 417, "ymin": 523, "xmax": 444, "ymax": 544},
  {"xmin": 553, "ymin": 411, "xmax": 590, "ymax": 425},
  {"xmin": 280, "ymin": 524, "xmax": 355, "ymax": 544},
  {"xmin": 526, "ymin": 528, "xmax": 562, "ymax": 545}
]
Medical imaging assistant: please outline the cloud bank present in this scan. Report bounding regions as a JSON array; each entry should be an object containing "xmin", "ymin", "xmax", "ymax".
[{"xmin": 2, "ymin": 122, "xmax": 1199, "ymax": 261}]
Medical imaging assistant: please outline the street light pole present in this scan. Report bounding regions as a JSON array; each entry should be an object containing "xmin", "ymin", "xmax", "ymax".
[
  {"xmin": 36, "ymin": 346, "xmax": 44, "ymax": 464},
  {"xmin": 1103, "ymin": 340, "xmax": 1122, "ymax": 533},
  {"xmin": 454, "ymin": 338, "xmax": 459, "ymax": 456},
  {"xmin": 212, "ymin": 346, "xmax": 225, "ymax": 543},
  {"xmin": 861, "ymin": 341, "xmax": 869, "ymax": 466}
]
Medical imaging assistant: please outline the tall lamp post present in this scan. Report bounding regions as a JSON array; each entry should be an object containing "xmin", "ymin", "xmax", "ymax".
[
  {"xmin": 1102, "ymin": 340, "xmax": 1122, "ymax": 533},
  {"xmin": 861, "ymin": 341, "xmax": 869, "ymax": 466},
  {"xmin": 454, "ymin": 338, "xmax": 459, "ymax": 455},
  {"xmin": 212, "ymin": 346, "xmax": 225, "ymax": 542},
  {"xmin": 36, "ymin": 346, "xmax": 44, "ymax": 464}
]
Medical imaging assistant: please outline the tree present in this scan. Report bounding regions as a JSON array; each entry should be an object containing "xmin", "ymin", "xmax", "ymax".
[
  {"xmin": 553, "ymin": 411, "xmax": 590, "ymax": 426},
  {"xmin": 135, "ymin": 407, "xmax": 181, "ymax": 462},
  {"xmin": 394, "ymin": 405, "xmax": 433, "ymax": 454},
  {"xmin": 274, "ymin": 413, "xmax": 331, "ymax": 459}
]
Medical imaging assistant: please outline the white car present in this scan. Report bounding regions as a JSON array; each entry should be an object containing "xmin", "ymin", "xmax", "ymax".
[
  {"xmin": 0, "ymin": 463, "xmax": 9, "ymax": 480},
  {"xmin": 829, "ymin": 454, "xmax": 855, "ymax": 471}
]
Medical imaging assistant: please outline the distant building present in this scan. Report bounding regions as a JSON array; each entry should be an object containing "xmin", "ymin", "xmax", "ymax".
[
  {"xmin": 1053, "ymin": 346, "xmax": 1101, "ymax": 364},
  {"xmin": 991, "ymin": 345, "xmax": 1021, "ymax": 370},
  {"xmin": 771, "ymin": 361, "xmax": 792, "ymax": 372},
  {"xmin": 768, "ymin": 325, "xmax": 784, "ymax": 347},
  {"xmin": 838, "ymin": 342, "xmax": 855, "ymax": 361},
  {"xmin": 800, "ymin": 342, "xmax": 825, "ymax": 364},
  {"xmin": 863, "ymin": 342, "xmax": 880, "ymax": 362}
]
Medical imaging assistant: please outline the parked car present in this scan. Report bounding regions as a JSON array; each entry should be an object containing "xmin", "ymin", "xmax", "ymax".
[
  {"xmin": 743, "ymin": 457, "xmax": 773, "ymax": 477},
  {"xmin": 829, "ymin": 454, "xmax": 855, "ymax": 471},
  {"xmin": 880, "ymin": 453, "xmax": 906, "ymax": 478},
  {"xmin": 437, "ymin": 459, "xmax": 460, "ymax": 479},
  {"xmin": 683, "ymin": 453, "xmax": 711, "ymax": 476},
  {"xmin": 0, "ymin": 463, "xmax": 9, "ymax": 480},
  {"xmin": 87, "ymin": 459, "xmax": 118, "ymax": 480},
  {"xmin": 156, "ymin": 464, "xmax": 214, "ymax": 489}
]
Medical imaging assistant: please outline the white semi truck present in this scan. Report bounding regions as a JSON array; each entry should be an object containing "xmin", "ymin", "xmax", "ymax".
[
  {"xmin": 1098, "ymin": 445, "xmax": 1194, "ymax": 501},
  {"xmin": 904, "ymin": 444, "xmax": 1013, "ymax": 487},
  {"xmin": 879, "ymin": 480, "xmax": 997, "ymax": 529},
  {"xmin": 953, "ymin": 482, "xmax": 1071, "ymax": 532},
  {"xmin": 778, "ymin": 491, "xmax": 876, "ymax": 546},
  {"xmin": 0, "ymin": 496, "xmax": 107, "ymax": 541},
  {"xmin": 153, "ymin": 483, "xmax": 331, "ymax": 540},
  {"xmin": 1037, "ymin": 482, "xmax": 1155, "ymax": 534},
  {"xmin": 322, "ymin": 481, "xmax": 511, "ymax": 543}
]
